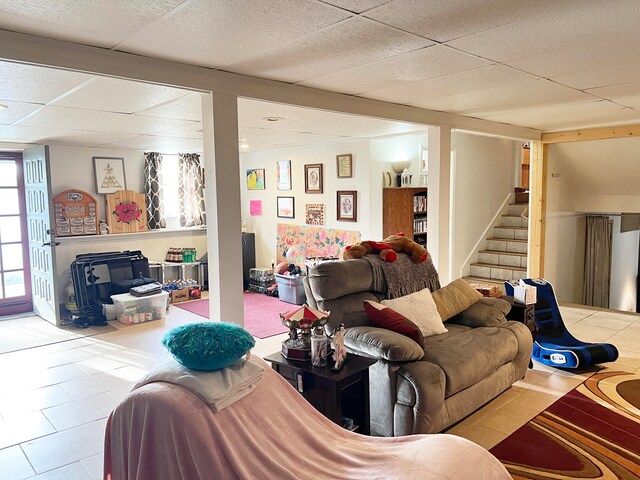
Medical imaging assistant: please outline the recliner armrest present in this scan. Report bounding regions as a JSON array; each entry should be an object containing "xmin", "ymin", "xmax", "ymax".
[{"xmin": 344, "ymin": 326, "xmax": 424, "ymax": 362}]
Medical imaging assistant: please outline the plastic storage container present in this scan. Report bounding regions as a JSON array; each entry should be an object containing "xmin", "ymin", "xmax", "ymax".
[
  {"xmin": 249, "ymin": 268, "xmax": 275, "ymax": 294},
  {"xmin": 275, "ymin": 273, "xmax": 306, "ymax": 305},
  {"xmin": 111, "ymin": 290, "xmax": 169, "ymax": 325}
]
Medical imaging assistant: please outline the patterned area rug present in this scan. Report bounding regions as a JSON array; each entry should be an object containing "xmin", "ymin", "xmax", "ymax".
[{"xmin": 490, "ymin": 370, "xmax": 640, "ymax": 479}]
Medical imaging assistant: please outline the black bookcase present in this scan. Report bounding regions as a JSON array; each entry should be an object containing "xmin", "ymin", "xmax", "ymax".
[{"xmin": 242, "ymin": 233, "xmax": 256, "ymax": 291}]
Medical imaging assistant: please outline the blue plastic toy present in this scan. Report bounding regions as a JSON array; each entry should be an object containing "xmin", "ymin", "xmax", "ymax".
[{"xmin": 504, "ymin": 278, "xmax": 618, "ymax": 369}]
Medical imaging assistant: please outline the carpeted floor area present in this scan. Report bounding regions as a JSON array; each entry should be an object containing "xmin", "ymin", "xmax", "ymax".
[
  {"xmin": 173, "ymin": 291, "xmax": 294, "ymax": 339},
  {"xmin": 490, "ymin": 370, "xmax": 640, "ymax": 479}
]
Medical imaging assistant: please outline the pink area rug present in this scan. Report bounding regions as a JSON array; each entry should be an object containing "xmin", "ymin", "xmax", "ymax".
[{"xmin": 173, "ymin": 292, "xmax": 295, "ymax": 339}]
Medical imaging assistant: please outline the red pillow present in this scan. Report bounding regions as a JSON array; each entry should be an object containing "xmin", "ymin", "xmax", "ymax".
[{"xmin": 363, "ymin": 300, "xmax": 424, "ymax": 348}]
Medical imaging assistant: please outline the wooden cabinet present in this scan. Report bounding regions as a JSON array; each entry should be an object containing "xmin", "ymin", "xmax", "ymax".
[{"xmin": 383, "ymin": 187, "xmax": 427, "ymax": 246}]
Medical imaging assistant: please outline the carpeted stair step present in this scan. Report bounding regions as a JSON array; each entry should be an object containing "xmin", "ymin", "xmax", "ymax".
[
  {"xmin": 478, "ymin": 250, "xmax": 527, "ymax": 268},
  {"xmin": 485, "ymin": 238, "xmax": 528, "ymax": 254},
  {"xmin": 469, "ymin": 262, "xmax": 526, "ymax": 281}
]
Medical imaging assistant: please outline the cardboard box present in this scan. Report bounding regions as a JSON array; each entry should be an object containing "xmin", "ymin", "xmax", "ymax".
[{"xmin": 170, "ymin": 288, "xmax": 190, "ymax": 303}]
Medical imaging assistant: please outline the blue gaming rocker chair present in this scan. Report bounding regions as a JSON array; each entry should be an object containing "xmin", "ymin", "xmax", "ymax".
[{"xmin": 504, "ymin": 278, "xmax": 618, "ymax": 369}]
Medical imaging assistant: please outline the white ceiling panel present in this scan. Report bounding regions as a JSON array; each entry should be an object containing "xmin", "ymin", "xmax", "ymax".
[
  {"xmin": 45, "ymin": 131, "xmax": 138, "ymax": 147},
  {"xmin": 222, "ymin": 16, "xmax": 431, "ymax": 83},
  {"xmin": 446, "ymin": 1, "xmax": 640, "ymax": 63},
  {"xmin": 53, "ymin": 76, "xmax": 193, "ymax": 114},
  {"xmin": 480, "ymin": 101, "xmax": 640, "ymax": 132},
  {"xmin": 552, "ymin": 61, "xmax": 640, "ymax": 91},
  {"xmin": 17, "ymin": 106, "xmax": 127, "ymax": 130},
  {"xmin": 365, "ymin": 64, "xmax": 532, "ymax": 105},
  {"xmin": 0, "ymin": 62, "xmax": 92, "ymax": 104},
  {"xmin": 259, "ymin": 111, "xmax": 379, "ymax": 133},
  {"xmin": 299, "ymin": 44, "xmax": 491, "ymax": 95},
  {"xmin": 0, "ymin": 0, "xmax": 184, "ymax": 49},
  {"xmin": 364, "ymin": 0, "xmax": 553, "ymax": 42},
  {"xmin": 97, "ymin": 115, "xmax": 200, "ymax": 135},
  {"xmin": 586, "ymin": 82, "xmax": 640, "ymax": 108},
  {"xmin": 0, "ymin": 101, "xmax": 42, "ymax": 124},
  {"xmin": 117, "ymin": 0, "xmax": 351, "ymax": 69},
  {"xmin": 103, "ymin": 135, "xmax": 204, "ymax": 152},
  {"xmin": 321, "ymin": 0, "xmax": 391, "ymax": 14},
  {"xmin": 139, "ymin": 93, "xmax": 203, "ymax": 121},
  {"xmin": 0, "ymin": 124, "xmax": 78, "ymax": 143},
  {"xmin": 314, "ymin": 119, "xmax": 424, "ymax": 137},
  {"xmin": 156, "ymin": 124, "xmax": 203, "ymax": 139},
  {"xmin": 410, "ymin": 78, "xmax": 592, "ymax": 115},
  {"xmin": 238, "ymin": 101, "xmax": 317, "ymax": 129}
]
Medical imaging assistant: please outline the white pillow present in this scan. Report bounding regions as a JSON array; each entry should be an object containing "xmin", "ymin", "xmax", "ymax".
[{"xmin": 382, "ymin": 288, "xmax": 448, "ymax": 337}]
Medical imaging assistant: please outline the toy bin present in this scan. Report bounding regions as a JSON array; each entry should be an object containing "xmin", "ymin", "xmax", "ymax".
[
  {"xmin": 111, "ymin": 290, "xmax": 169, "ymax": 325},
  {"xmin": 275, "ymin": 273, "xmax": 306, "ymax": 305}
]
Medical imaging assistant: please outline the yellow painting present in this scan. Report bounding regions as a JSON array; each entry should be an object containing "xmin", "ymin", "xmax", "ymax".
[{"xmin": 246, "ymin": 168, "xmax": 265, "ymax": 190}]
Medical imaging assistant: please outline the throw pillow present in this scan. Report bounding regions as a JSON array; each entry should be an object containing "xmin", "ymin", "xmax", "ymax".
[
  {"xmin": 431, "ymin": 278, "xmax": 483, "ymax": 321},
  {"xmin": 381, "ymin": 288, "xmax": 447, "ymax": 337},
  {"xmin": 449, "ymin": 297, "xmax": 511, "ymax": 328},
  {"xmin": 363, "ymin": 300, "xmax": 424, "ymax": 348},
  {"xmin": 162, "ymin": 322, "xmax": 255, "ymax": 371}
]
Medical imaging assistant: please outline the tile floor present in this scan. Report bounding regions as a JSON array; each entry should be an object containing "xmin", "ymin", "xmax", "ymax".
[{"xmin": 0, "ymin": 303, "xmax": 639, "ymax": 479}]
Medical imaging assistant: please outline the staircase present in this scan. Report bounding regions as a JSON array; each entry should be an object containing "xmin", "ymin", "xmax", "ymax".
[{"xmin": 464, "ymin": 194, "xmax": 529, "ymax": 290}]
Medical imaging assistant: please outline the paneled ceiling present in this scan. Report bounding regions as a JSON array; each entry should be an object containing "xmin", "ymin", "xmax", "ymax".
[{"xmin": 2, "ymin": 0, "xmax": 640, "ymax": 151}]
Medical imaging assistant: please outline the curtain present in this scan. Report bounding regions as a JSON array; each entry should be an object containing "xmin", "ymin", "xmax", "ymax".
[
  {"xmin": 144, "ymin": 152, "xmax": 166, "ymax": 229},
  {"xmin": 583, "ymin": 215, "xmax": 612, "ymax": 307},
  {"xmin": 178, "ymin": 153, "xmax": 206, "ymax": 227}
]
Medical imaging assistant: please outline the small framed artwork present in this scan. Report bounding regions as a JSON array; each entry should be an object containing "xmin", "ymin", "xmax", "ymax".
[
  {"xmin": 246, "ymin": 168, "xmax": 265, "ymax": 190},
  {"xmin": 304, "ymin": 164, "xmax": 323, "ymax": 194},
  {"xmin": 336, "ymin": 153, "xmax": 352, "ymax": 178},
  {"xmin": 93, "ymin": 157, "xmax": 126, "ymax": 194},
  {"xmin": 305, "ymin": 203, "xmax": 324, "ymax": 225},
  {"xmin": 277, "ymin": 196, "xmax": 295, "ymax": 218},
  {"xmin": 249, "ymin": 199, "xmax": 262, "ymax": 216},
  {"xmin": 337, "ymin": 190, "xmax": 357, "ymax": 222},
  {"xmin": 277, "ymin": 160, "xmax": 291, "ymax": 190}
]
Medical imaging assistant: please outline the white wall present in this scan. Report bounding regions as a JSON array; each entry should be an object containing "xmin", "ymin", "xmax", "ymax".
[
  {"xmin": 610, "ymin": 216, "xmax": 639, "ymax": 312},
  {"xmin": 451, "ymin": 132, "xmax": 517, "ymax": 279}
]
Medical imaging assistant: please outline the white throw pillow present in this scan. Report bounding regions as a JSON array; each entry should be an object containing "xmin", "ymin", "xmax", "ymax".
[{"xmin": 382, "ymin": 288, "xmax": 448, "ymax": 337}]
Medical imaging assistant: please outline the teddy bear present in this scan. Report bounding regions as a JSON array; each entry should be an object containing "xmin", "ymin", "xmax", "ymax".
[
  {"xmin": 342, "ymin": 240, "xmax": 398, "ymax": 262},
  {"xmin": 382, "ymin": 232, "xmax": 429, "ymax": 263}
]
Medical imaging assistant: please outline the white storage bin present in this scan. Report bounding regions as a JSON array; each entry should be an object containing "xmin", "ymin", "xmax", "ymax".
[
  {"xmin": 275, "ymin": 273, "xmax": 306, "ymax": 305},
  {"xmin": 111, "ymin": 290, "xmax": 169, "ymax": 325}
]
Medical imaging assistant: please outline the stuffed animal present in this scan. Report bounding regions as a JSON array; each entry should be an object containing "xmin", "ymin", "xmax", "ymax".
[
  {"xmin": 382, "ymin": 233, "xmax": 428, "ymax": 263},
  {"xmin": 342, "ymin": 240, "xmax": 398, "ymax": 262}
]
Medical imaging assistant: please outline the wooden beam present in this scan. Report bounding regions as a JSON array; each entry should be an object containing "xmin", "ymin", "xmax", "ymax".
[
  {"xmin": 527, "ymin": 141, "xmax": 547, "ymax": 277},
  {"xmin": 542, "ymin": 124, "xmax": 640, "ymax": 144}
]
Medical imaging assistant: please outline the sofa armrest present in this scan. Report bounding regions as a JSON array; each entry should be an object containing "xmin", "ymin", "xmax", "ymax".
[
  {"xmin": 447, "ymin": 297, "xmax": 510, "ymax": 328},
  {"xmin": 344, "ymin": 326, "xmax": 424, "ymax": 362},
  {"xmin": 500, "ymin": 321, "xmax": 533, "ymax": 379}
]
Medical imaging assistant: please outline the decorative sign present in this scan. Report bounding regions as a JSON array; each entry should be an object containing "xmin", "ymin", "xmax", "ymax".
[
  {"xmin": 53, "ymin": 189, "xmax": 98, "ymax": 236},
  {"xmin": 277, "ymin": 160, "xmax": 291, "ymax": 190},
  {"xmin": 336, "ymin": 154, "xmax": 352, "ymax": 178},
  {"xmin": 105, "ymin": 190, "xmax": 148, "ymax": 234}
]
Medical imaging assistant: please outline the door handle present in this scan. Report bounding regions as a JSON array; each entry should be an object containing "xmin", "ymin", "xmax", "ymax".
[{"xmin": 43, "ymin": 241, "xmax": 61, "ymax": 247}]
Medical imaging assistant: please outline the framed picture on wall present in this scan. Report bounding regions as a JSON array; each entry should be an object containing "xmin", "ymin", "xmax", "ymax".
[
  {"xmin": 337, "ymin": 190, "xmax": 357, "ymax": 222},
  {"xmin": 277, "ymin": 160, "xmax": 291, "ymax": 190},
  {"xmin": 277, "ymin": 196, "xmax": 295, "ymax": 218},
  {"xmin": 246, "ymin": 168, "xmax": 265, "ymax": 190},
  {"xmin": 304, "ymin": 164, "xmax": 323, "ymax": 194},
  {"xmin": 93, "ymin": 157, "xmax": 126, "ymax": 194},
  {"xmin": 336, "ymin": 153, "xmax": 352, "ymax": 178},
  {"xmin": 305, "ymin": 203, "xmax": 324, "ymax": 225}
]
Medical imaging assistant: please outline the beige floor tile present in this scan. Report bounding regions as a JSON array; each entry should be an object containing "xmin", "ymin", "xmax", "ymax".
[
  {"xmin": 511, "ymin": 385, "xmax": 564, "ymax": 411},
  {"xmin": 80, "ymin": 453, "xmax": 103, "ymax": 480},
  {"xmin": 478, "ymin": 404, "xmax": 539, "ymax": 436},
  {"xmin": 567, "ymin": 324, "xmax": 616, "ymax": 343},
  {"xmin": 0, "ymin": 385, "xmax": 72, "ymax": 418},
  {"xmin": 0, "ymin": 411, "xmax": 55, "ymax": 449},
  {"xmin": 0, "ymin": 363, "xmax": 89, "ymax": 393},
  {"xmin": 536, "ymin": 372, "xmax": 588, "ymax": 393},
  {"xmin": 28, "ymin": 462, "xmax": 93, "ymax": 480},
  {"xmin": 76, "ymin": 356, "xmax": 130, "ymax": 375},
  {"xmin": 0, "ymin": 445, "xmax": 35, "ymax": 480},
  {"xmin": 576, "ymin": 312, "xmax": 636, "ymax": 331},
  {"xmin": 42, "ymin": 391, "xmax": 119, "ymax": 431},
  {"xmin": 453, "ymin": 424, "xmax": 509, "ymax": 450},
  {"xmin": 21, "ymin": 421, "xmax": 105, "ymax": 474},
  {"xmin": 59, "ymin": 366, "xmax": 144, "ymax": 400},
  {"xmin": 513, "ymin": 368, "xmax": 553, "ymax": 389}
]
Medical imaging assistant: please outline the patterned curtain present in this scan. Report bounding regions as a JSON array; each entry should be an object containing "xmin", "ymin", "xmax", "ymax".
[
  {"xmin": 583, "ymin": 215, "xmax": 612, "ymax": 307},
  {"xmin": 144, "ymin": 152, "xmax": 166, "ymax": 229},
  {"xmin": 178, "ymin": 153, "xmax": 206, "ymax": 227}
]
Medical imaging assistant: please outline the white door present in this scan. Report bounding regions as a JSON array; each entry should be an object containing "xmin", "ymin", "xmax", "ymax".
[{"xmin": 24, "ymin": 146, "xmax": 60, "ymax": 325}]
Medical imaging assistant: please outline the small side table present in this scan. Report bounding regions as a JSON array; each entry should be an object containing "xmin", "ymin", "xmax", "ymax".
[
  {"xmin": 265, "ymin": 352, "xmax": 376, "ymax": 435},
  {"xmin": 502, "ymin": 295, "xmax": 536, "ymax": 368}
]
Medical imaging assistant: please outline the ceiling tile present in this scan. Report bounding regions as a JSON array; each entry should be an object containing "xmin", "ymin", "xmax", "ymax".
[
  {"xmin": 117, "ymin": 0, "xmax": 351, "ymax": 68},
  {"xmin": 238, "ymin": 100, "xmax": 316, "ymax": 129},
  {"xmin": 365, "ymin": 64, "xmax": 532, "ymax": 105},
  {"xmin": 17, "ymin": 106, "xmax": 127, "ymax": 130},
  {"xmin": 45, "ymin": 131, "xmax": 138, "ymax": 147},
  {"xmin": 98, "ymin": 115, "xmax": 200, "ymax": 135},
  {"xmin": 446, "ymin": 1, "xmax": 640, "ymax": 63},
  {"xmin": 0, "ymin": 0, "xmax": 184, "ymax": 48},
  {"xmin": 314, "ymin": 119, "xmax": 424, "ymax": 137},
  {"xmin": 364, "ymin": 0, "xmax": 555, "ymax": 42},
  {"xmin": 586, "ymin": 82, "xmax": 640, "ymax": 108},
  {"xmin": 0, "ymin": 101, "xmax": 43, "ymax": 124},
  {"xmin": 221, "ymin": 16, "xmax": 431, "ymax": 83},
  {"xmin": 552, "ymin": 61, "xmax": 640, "ymax": 90},
  {"xmin": 0, "ymin": 125, "xmax": 78, "ymax": 143},
  {"xmin": 53, "ymin": 76, "xmax": 193, "ymax": 114},
  {"xmin": 0, "ymin": 61, "xmax": 92, "ymax": 104},
  {"xmin": 138, "ymin": 93, "xmax": 203, "ymax": 121},
  {"xmin": 299, "ymin": 44, "xmax": 491, "ymax": 95},
  {"xmin": 103, "ymin": 135, "xmax": 203, "ymax": 152},
  {"xmin": 321, "ymin": 0, "xmax": 391, "ymax": 14}
]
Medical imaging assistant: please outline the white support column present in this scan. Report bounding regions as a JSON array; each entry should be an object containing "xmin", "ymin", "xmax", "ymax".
[
  {"xmin": 427, "ymin": 126, "xmax": 453, "ymax": 284},
  {"xmin": 202, "ymin": 93, "xmax": 244, "ymax": 325}
]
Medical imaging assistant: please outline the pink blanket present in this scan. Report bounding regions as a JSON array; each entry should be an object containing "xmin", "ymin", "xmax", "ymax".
[{"xmin": 105, "ymin": 357, "xmax": 509, "ymax": 480}]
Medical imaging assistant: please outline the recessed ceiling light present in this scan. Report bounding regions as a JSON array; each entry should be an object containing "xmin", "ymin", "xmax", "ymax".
[
  {"xmin": 239, "ymin": 143, "xmax": 251, "ymax": 150},
  {"xmin": 263, "ymin": 116, "xmax": 284, "ymax": 122},
  {"xmin": 0, "ymin": 104, "xmax": 8, "ymax": 110}
]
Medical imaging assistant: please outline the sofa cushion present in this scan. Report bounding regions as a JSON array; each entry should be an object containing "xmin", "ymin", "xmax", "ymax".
[
  {"xmin": 363, "ymin": 300, "xmax": 424, "ymax": 348},
  {"xmin": 422, "ymin": 327, "xmax": 519, "ymax": 397},
  {"xmin": 382, "ymin": 288, "xmax": 447, "ymax": 337},
  {"xmin": 308, "ymin": 259, "xmax": 374, "ymax": 301},
  {"xmin": 448, "ymin": 297, "xmax": 510, "ymax": 328},
  {"xmin": 431, "ymin": 279, "xmax": 482, "ymax": 321}
]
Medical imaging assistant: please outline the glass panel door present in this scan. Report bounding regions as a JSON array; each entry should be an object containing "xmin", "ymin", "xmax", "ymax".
[{"xmin": 0, "ymin": 153, "xmax": 32, "ymax": 316}]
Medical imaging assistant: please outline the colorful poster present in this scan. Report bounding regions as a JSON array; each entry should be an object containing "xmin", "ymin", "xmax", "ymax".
[
  {"xmin": 250, "ymin": 199, "xmax": 262, "ymax": 216},
  {"xmin": 275, "ymin": 223, "xmax": 361, "ymax": 266}
]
